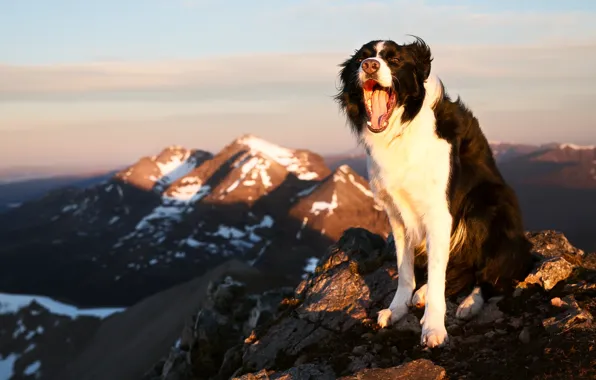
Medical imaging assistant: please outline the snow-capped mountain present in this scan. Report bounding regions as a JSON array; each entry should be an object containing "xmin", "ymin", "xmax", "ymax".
[
  {"xmin": 0, "ymin": 135, "xmax": 384, "ymax": 309},
  {"xmin": 115, "ymin": 146, "xmax": 213, "ymax": 193},
  {"xmin": 289, "ymin": 164, "xmax": 388, "ymax": 242}
]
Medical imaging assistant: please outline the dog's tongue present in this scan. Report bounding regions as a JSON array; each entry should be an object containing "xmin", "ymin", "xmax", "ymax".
[{"xmin": 371, "ymin": 88, "xmax": 389, "ymax": 130}]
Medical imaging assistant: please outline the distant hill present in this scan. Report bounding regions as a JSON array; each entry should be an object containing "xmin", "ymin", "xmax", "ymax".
[{"xmin": 0, "ymin": 172, "xmax": 117, "ymax": 213}]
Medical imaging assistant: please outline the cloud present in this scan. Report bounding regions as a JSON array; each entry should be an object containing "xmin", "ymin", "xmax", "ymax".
[
  {"xmin": 1, "ymin": 42, "xmax": 595, "ymax": 166},
  {"xmin": 1, "ymin": 42, "xmax": 594, "ymax": 101},
  {"xmin": 0, "ymin": 53, "xmax": 343, "ymax": 98}
]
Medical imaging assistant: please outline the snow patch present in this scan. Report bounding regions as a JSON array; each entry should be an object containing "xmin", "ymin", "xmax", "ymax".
[
  {"xmin": 61, "ymin": 204, "xmax": 78, "ymax": 213},
  {"xmin": 237, "ymin": 135, "xmax": 320, "ymax": 181},
  {"xmin": 296, "ymin": 217, "xmax": 308, "ymax": 239},
  {"xmin": 303, "ymin": 257, "xmax": 319, "ymax": 273},
  {"xmin": 117, "ymin": 184, "xmax": 211, "ymax": 246},
  {"xmin": 154, "ymin": 149, "xmax": 196, "ymax": 189},
  {"xmin": 206, "ymin": 215, "xmax": 275, "ymax": 254},
  {"xmin": 222, "ymin": 155, "xmax": 273, "ymax": 196},
  {"xmin": 24, "ymin": 360, "xmax": 41, "ymax": 376},
  {"xmin": 347, "ymin": 174, "xmax": 373, "ymax": 198},
  {"xmin": 166, "ymin": 176, "xmax": 208, "ymax": 201},
  {"xmin": 310, "ymin": 192, "xmax": 338, "ymax": 216},
  {"xmin": 247, "ymin": 241, "xmax": 271, "ymax": 266},
  {"xmin": 559, "ymin": 143, "xmax": 595, "ymax": 150},
  {"xmin": 0, "ymin": 293, "xmax": 124, "ymax": 319},
  {"xmin": 0, "ymin": 354, "xmax": 17, "ymax": 380}
]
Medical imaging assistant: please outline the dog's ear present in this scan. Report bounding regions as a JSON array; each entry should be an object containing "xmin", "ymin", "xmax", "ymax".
[{"xmin": 406, "ymin": 35, "xmax": 433, "ymax": 79}]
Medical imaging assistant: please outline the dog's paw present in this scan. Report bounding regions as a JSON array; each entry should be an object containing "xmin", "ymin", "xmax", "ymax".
[
  {"xmin": 455, "ymin": 289, "xmax": 484, "ymax": 320},
  {"xmin": 377, "ymin": 306, "xmax": 408, "ymax": 328},
  {"xmin": 412, "ymin": 284, "xmax": 427, "ymax": 308},
  {"xmin": 421, "ymin": 323, "xmax": 449, "ymax": 348}
]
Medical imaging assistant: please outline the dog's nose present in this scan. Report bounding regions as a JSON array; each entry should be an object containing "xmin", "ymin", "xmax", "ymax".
[{"xmin": 361, "ymin": 58, "xmax": 380, "ymax": 74}]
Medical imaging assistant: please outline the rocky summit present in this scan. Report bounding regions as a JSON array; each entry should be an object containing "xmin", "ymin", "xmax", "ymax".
[{"xmin": 146, "ymin": 228, "xmax": 596, "ymax": 380}]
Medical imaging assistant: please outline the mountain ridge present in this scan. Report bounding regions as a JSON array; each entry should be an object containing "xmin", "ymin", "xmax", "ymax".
[{"xmin": 0, "ymin": 135, "xmax": 377, "ymax": 309}]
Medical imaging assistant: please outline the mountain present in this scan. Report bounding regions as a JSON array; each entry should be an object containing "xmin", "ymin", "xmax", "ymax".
[
  {"xmin": 497, "ymin": 143, "xmax": 596, "ymax": 189},
  {"xmin": 324, "ymin": 142, "xmax": 596, "ymax": 252},
  {"xmin": 53, "ymin": 260, "xmax": 293, "ymax": 380},
  {"xmin": 0, "ymin": 293, "xmax": 122, "ymax": 380},
  {"xmin": 0, "ymin": 172, "xmax": 117, "ymax": 213},
  {"xmin": 0, "ymin": 135, "xmax": 388, "ymax": 309}
]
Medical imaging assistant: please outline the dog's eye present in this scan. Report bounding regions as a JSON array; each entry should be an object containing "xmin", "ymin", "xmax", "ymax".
[{"xmin": 389, "ymin": 57, "xmax": 402, "ymax": 64}]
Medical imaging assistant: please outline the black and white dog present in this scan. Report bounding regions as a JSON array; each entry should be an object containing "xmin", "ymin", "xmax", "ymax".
[{"xmin": 335, "ymin": 37, "xmax": 534, "ymax": 348}]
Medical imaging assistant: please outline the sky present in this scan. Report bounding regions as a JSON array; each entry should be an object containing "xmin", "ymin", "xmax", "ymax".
[{"xmin": 1, "ymin": 0, "xmax": 596, "ymax": 170}]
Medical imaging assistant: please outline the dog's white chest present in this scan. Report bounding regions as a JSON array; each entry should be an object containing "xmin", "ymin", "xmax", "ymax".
[{"xmin": 363, "ymin": 108, "xmax": 452, "ymax": 242}]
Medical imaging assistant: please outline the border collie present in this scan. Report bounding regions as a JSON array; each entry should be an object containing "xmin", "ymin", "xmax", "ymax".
[{"xmin": 335, "ymin": 37, "xmax": 534, "ymax": 348}]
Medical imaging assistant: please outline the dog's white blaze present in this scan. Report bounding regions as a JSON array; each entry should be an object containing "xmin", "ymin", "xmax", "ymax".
[
  {"xmin": 357, "ymin": 40, "xmax": 393, "ymax": 88},
  {"xmin": 456, "ymin": 286, "xmax": 485, "ymax": 320},
  {"xmin": 365, "ymin": 74, "xmax": 451, "ymax": 347},
  {"xmin": 375, "ymin": 41, "xmax": 385, "ymax": 54}
]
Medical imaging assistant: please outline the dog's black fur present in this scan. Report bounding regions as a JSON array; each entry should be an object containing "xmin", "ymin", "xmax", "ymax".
[{"xmin": 335, "ymin": 37, "xmax": 536, "ymax": 301}]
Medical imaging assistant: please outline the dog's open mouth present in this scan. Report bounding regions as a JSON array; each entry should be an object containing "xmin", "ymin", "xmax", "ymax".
[{"xmin": 363, "ymin": 79, "xmax": 397, "ymax": 133}]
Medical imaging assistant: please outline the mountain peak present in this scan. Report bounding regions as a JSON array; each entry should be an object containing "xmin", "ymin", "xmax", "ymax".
[
  {"xmin": 289, "ymin": 163, "xmax": 388, "ymax": 242},
  {"xmin": 559, "ymin": 143, "xmax": 596, "ymax": 151},
  {"xmin": 115, "ymin": 146, "xmax": 212, "ymax": 192},
  {"xmin": 233, "ymin": 135, "xmax": 327, "ymax": 181}
]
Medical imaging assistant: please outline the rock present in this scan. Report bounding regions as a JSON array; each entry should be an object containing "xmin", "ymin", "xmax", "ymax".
[
  {"xmin": 219, "ymin": 344, "xmax": 244, "ymax": 379},
  {"xmin": 583, "ymin": 252, "xmax": 596, "ymax": 270},
  {"xmin": 508, "ymin": 317, "xmax": 523, "ymax": 329},
  {"xmin": 339, "ymin": 359, "xmax": 446, "ymax": 380},
  {"xmin": 551, "ymin": 295, "xmax": 579, "ymax": 309},
  {"xmin": 139, "ymin": 273, "xmax": 294, "ymax": 380},
  {"xmin": 352, "ymin": 345, "xmax": 368, "ymax": 355},
  {"xmin": 521, "ymin": 256, "xmax": 574, "ymax": 291},
  {"xmin": 233, "ymin": 364, "xmax": 336, "ymax": 380},
  {"xmin": 347, "ymin": 352, "xmax": 377, "ymax": 373},
  {"xmin": 519, "ymin": 327, "xmax": 531, "ymax": 344},
  {"xmin": 241, "ymin": 228, "xmax": 392, "ymax": 372},
  {"xmin": 233, "ymin": 369, "xmax": 272, "ymax": 380},
  {"xmin": 542, "ymin": 295, "xmax": 594, "ymax": 334},
  {"xmin": 393, "ymin": 313, "xmax": 422, "ymax": 334},
  {"xmin": 526, "ymin": 230, "xmax": 584, "ymax": 264},
  {"xmin": 564, "ymin": 281, "xmax": 596, "ymax": 294},
  {"xmin": 470, "ymin": 301, "xmax": 505, "ymax": 325}
]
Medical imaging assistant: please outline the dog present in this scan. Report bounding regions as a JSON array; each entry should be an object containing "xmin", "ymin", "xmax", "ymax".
[{"xmin": 335, "ymin": 37, "xmax": 535, "ymax": 348}]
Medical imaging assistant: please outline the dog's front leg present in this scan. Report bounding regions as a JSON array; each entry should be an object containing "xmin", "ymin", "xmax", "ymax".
[
  {"xmin": 377, "ymin": 211, "xmax": 415, "ymax": 328},
  {"xmin": 420, "ymin": 207, "xmax": 451, "ymax": 348}
]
